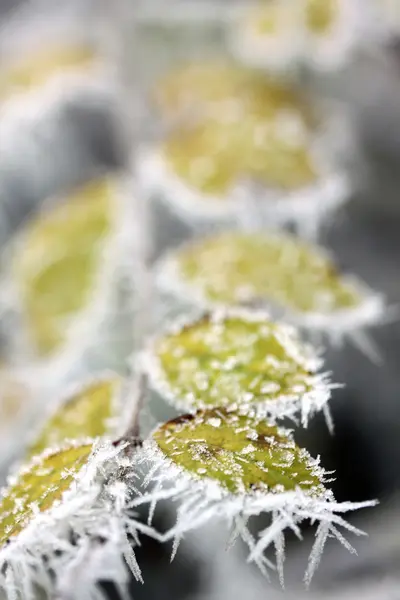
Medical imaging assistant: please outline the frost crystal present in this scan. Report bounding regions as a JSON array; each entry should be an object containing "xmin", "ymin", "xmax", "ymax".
[
  {"xmin": 142, "ymin": 308, "xmax": 333, "ymax": 428},
  {"xmin": 155, "ymin": 232, "xmax": 386, "ymax": 349},
  {"xmin": 0, "ymin": 440, "xmax": 156, "ymax": 600},
  {"xmin": 132, "ymin": 409, "xmax": 377, "ymax": 586}
]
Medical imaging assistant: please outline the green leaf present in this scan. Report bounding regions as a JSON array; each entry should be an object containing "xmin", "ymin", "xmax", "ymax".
[
  {"xmin": 0, "ymin": 442, "xmax": 94, "ymax": 547},
  {"xmin": 145, "ymin": 309, "xmax": 327, "ymax": 415},
  {"xmin": 154, "ymin": 61, "xmax": 315, "ymax": 124},
  {"xmin": 10, "ymin": 178, "xmax": 114, "ymax": 357},
  {"xmin": 152, "ymin": 408, "xmax": 325, "ymax": 496},
  {"xmin": 28, "ymin": 377, "xmax": 121, "ymax": 459},
  {"xmin": 162, "ymin": 114, "xmax": 317, "ymax": 196},
  {"xmin": 164, "ymin": 232, "xmax": 362, "ymax": 314}
]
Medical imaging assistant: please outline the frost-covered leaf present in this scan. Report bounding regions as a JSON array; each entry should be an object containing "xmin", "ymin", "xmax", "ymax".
[
  {"xmin": 8, "ymin": 178, "xmax": 114, "ymax": 357},
  {"xmin": 141, "ymin": 63, "xmax": 348, "ymax": 232},
  {"xmin": 0, "ymin": 440, "xmax": 153, "ymax": 599},
  {"xmin": 143, "ymin": 308, "xmax": 332, "ymax": 425},
  {"xmin": 0, "ymin": 442, "xmax": 94, "ymax": 547},
  {"xmin": 133, "ymin": 408, "xmax": 377, "ymax": 585},
  {"xmin": 28, "ymin": 375, "xmax": 122, "ymax": 458},
  {"xmin": 156, "ymin": 232, "xmax": 385, "ymax": 343},
  {"xmin": 0, "ymin": 43, "xmax": 96, "ymax": 102},
  {"xmin": 161, "ymin": 112, "xmax": 317, "ymax": 196},
  {"xmin": 153, "ymin": 61, "xmax": 315, "ymax": 125},
  {"xmin": 152, "ymin": 409, "xmax": 325, "ymax": 496}
]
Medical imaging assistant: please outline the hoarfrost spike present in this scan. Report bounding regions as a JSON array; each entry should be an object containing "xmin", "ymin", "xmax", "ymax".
[{"xmin": 130, "ymin": 408, "xmax": 377, "ymax": 586}]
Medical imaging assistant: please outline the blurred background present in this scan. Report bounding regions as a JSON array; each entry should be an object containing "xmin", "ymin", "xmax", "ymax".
[{"xmin": 1, "ymin": 1, "xmax": 400, "ymax": 599}]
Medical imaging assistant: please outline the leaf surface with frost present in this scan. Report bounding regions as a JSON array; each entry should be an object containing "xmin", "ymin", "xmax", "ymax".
[
  {"xmin": 144, "ymin": 308, "xmax": 331, "ymax": 424},
  {"xmin": 10, "ymin": 178, "xmax": 113, "ymax": 357},
  {"xmin": 28, "ymin": 377, "xmax": 121, "ymax": 458},
  {"xmin": 153, "ymin": 408, "xmax": 325, "ymax": 496},
  {"xmin": 0, "ymin": 442, "xmax": 93, "ymax": 547},
  {"xmin": 154, "ymin": 61, "xmax": 315, "ymax": 124},
  {"xmin": 161, "ymin": 232, "xmax": 363, "ymax": 314}
]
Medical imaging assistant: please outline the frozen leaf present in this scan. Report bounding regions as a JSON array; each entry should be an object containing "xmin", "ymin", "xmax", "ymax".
[
  {"xmin": 0, "ymin": 442, "xmax": 94, "ymax": 547},
  {"xmin": 156, "ymin": 232, "xmax": 385, "ymax": 344},
  {"xmin": 133, "ymin": 408, "xmax": 377, "ymax": 585},
  {"xmin": 143, "ymin": 308, "xmax": 332, "ymax": 425},
  {"xmin": 140, "ymin": 65, "xmax": 348, "ymax": 233},
  {"xmin": 152, "ymin": 409, "xmax": 325, "ymax": 496},
  {"xmin": 0, "ymin": 43, "xmax": 96, "ymax": 102},
  {"xmin": 0, "ymin": 440, "xmax": 154, "ymax": 599},
  {"xmin": 153, "ymin": 61, "xmax": 315, "ymax": 125},
  {"xmin": 161, "ymin": 113, "xmax": 317, "ymax": 196},
  {"xmin": 28, "ymin": 375, "xmax": 122, "ymax": 458},
  {"xmin": 9, "ymin": 178, "xmax": 114, "ymax": 357}
]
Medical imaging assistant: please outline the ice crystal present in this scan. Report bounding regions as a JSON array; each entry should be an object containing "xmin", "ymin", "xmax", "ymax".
[
  {"xmin": 132, "ymin": 409, "xmax": 377, "ymax": 586},
  {"xmin": 0, "ymin": 440, "xmax": 154, "ymax": 599},
  {"xmin": 155, "ymin": 232, "xmax": 386, "ymax": 346},
  {"xmin": 142, "ymin": 308, "xmax": 332, "ymax": 427},
  {"xmin": 27, "ymin": 374, "xmax": 123, "ymax": 459}
]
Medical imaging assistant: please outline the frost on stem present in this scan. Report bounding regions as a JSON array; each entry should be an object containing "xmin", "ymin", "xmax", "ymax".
[
  {"xmin": 133, "ymin": 408, "xmax": 377, "ymax": 587},
  {"xmin": 27, "ymin": 374, "xmax": 123, "ymax": 459},
  {"xmin": 142, "ymin": 308, "xmax": 333, "ymax": 428},
  {"xmin": 155, "ymin": 232, "xmax": 386, "ymax": 349},
  {"xmin": 139, "ymin": 60, "xmax": 348, "ymax": 235},
  {"xmin": 0, "ymin": 439, "xmax": 154, "ymax": 600}
]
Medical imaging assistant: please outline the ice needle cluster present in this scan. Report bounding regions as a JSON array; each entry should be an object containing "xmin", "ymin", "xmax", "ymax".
[
  {"xmin": 132, "ymin": 408, "xmax": 376, "ymax": 586},
  {"xmin": 0, "ymin": 440, "xmax": 155, "ymax": 600}
]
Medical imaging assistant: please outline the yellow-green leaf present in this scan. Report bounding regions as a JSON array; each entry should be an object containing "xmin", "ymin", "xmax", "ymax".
[
  {"xmin": 28, "ymin": 377, "xmax": 121, "ymax": 459},
  {"xmin": 146, "ymin": 310, "xmax": 322, "ymax": 413},
  {"xmin": 154, "ymin": 61, "xmax": 315, "ymax": 125},
  {"xmin": 0, "ymin": 43, "xmax": 97, "ymax": 102},
  {"xmin": 0, "ymin": 442, "xmax": 94, "ymax": 547},
  {"xmin": 165, "ymin": 232, "xmax": 362, "ymax": 314},
  {"xmin": 11, "ymin": 178, "xmax": 114, "ymax": 357},
  {"xmin": 153, "ymin": 408, "xmax": 325, "ymax": 496}
]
